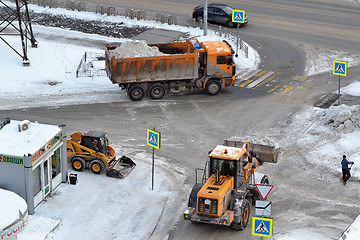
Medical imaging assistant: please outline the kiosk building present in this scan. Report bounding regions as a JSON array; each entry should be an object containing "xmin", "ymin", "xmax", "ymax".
[{"xmin": 0, "ymin": 119, "xmax": 67, "ymax": 214}]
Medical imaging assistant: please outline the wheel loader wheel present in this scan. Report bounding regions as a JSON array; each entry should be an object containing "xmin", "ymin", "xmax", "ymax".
[
  {"xmin": 90, "ymin": 159, "xmax": 105, "ymax": 174},
  {"xmin": 188, "ymin": 183, "xmax": 203, "ymax": 208},
  {"xmin": 71, "ymin": 157, "xmax": 85, "ymax": 172},
  {"xmin": 231, "ymin": 199, "xmax": 250, "ymax": 230}
]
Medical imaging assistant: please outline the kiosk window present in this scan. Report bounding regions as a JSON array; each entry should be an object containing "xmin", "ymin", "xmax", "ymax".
[
  {"xmin": 217, "ymin": 56, "xmax": 226, "ymax": 64},
  {"xmin": 52, "ymin": 148, "xmax": 61, "ymax": 178},
  {"xmin": 33, "ymin": 166, "xmax": 41, "ymax": 197}
]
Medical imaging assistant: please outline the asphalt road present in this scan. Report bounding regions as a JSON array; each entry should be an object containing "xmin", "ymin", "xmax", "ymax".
[
  {"xmin": 3, "ymin": 0, "xmax": 360, "ymax": 239},
  {"xmin": 80, "ymin": 0, "xmax": 360, "ymax": 74}
]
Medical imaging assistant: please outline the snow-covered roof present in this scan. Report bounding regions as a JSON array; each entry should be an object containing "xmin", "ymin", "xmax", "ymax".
[
  {"xmin": 0, "ymin": 188, "xmax": 27, "ymax": 234},
  {"xmin": 208, "ymin": 145, "xmax": 246, "ymax": 160},
  {"xmin": 0, "ymin": 120, "xmax": 61, "ymax": 157}
]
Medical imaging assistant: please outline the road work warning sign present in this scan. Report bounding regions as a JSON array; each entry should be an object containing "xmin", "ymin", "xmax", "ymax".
[
  {"xmin": 252, "ymin": 216, "xmax": 273, "ymax": 238},
  {"xmin": 232, "ymin": 10, "xmax": 245, "ymax": 23}
]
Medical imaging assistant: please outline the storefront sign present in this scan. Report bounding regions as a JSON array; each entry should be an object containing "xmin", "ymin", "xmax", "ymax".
[
  {"xmin": 0, "ymin": 213, "xmax": 28, "ymax": 240},
  {"xmin": 0, "ymin": 155, "xmax": 23, "ymax": 165},
  {"xmin": 32, "ymin": 131, "xmax": 62, "ymax": 162}
]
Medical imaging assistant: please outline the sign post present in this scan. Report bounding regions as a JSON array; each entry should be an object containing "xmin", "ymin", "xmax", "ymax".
[
  {"xmin": 147, "ymin": 128, "xmax": 161, "ymax": 190},
  {"xmin": 333, "ymin": 60, "xmax": 347, "ymax": 105},
  {"xmin": 253, "ymin": 184, "xmax": 274, "ymax": 239},
  {"xmin": 231, "ymin": 10, "xmax": 245, "ymax": 57}
]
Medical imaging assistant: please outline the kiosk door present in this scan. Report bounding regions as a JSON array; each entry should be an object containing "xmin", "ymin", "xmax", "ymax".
[{"xmin": 33, "ymin": 158, "xmax": 51, "ymax": 206}]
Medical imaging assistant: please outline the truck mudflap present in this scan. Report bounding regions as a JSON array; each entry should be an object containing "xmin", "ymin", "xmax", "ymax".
[
  {"xmin": 184, "ymin": 207, "xmax": 234, "ymax": 226},
  {"xmin": 106, "ymin": 156, "xmax": 136, "ymax": 178}
]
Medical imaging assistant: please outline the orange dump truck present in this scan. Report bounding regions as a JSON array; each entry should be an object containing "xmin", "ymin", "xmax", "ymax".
[{"xmin": 105, "ymin": 38, "xmax": 236, "ymax": 101}]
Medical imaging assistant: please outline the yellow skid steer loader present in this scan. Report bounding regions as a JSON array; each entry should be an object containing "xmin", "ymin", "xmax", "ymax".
[{"xmin": 66, "ymin": 131, "xmax": 135, "ymax": 178}]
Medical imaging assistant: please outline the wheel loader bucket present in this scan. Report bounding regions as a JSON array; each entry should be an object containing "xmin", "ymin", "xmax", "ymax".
[
  {"xmin": 248, "ymin": 143, "xmax": 279, "ymax": 163},
  {"xmin": 223, "ymin": 139, "xmax": 279, "ymax": 163},
  {"xmin": 106, "ymin": 156, "xmax": 136, "ymax": 178}
]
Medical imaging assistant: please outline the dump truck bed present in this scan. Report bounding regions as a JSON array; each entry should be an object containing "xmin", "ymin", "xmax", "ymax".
[{"xmin": 105, "ymin": 39, "xmax": 204, "ymax": 84}]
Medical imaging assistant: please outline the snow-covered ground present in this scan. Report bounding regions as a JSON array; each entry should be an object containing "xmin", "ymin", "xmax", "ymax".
[{"xmin": 0, "ymin": 1, "xmax": 359, "ymax": 240}]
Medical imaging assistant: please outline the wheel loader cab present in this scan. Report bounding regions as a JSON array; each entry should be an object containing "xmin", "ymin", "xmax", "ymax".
[
  {"xmin": 80, "ymin": 131, "xmax": 109, "ymax": 155},
  {"xmin": 209, "ymin": 157, "xmax": 245, "ymax": 189}
]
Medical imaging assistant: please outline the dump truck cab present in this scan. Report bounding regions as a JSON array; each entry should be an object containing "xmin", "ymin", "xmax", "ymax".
[{"xmin": 202, "ymin": 40, "xmax": 236, "ymax": 88}]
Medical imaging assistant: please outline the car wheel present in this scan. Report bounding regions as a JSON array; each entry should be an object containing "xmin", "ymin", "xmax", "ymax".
[
  {"xmin": 226, "ymin": 20, "xmax": 236, "ymax": 28},
  {"xmin": 196, "ymin": 15, "xmax": 204, "ymax": 22}
]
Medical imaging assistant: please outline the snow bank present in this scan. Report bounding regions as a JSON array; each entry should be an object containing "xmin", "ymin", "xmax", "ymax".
[
  {"xmin": 290, "ymin": 101, "xmax": 360, "ymax": 178},
  {"xmin": 342, "ymin": 81, "xmax": 360, "ymax": 96},
  {"xmin": 109, "ymin": 40, "xmax": 166, "ymax": 58},
  {"xmin": 339, "ymin": 215, "xmax": 360, "ymax": 240}
]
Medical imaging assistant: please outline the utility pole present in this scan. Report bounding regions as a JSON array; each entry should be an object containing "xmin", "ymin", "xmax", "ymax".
[
  {"xmin": 203, "ymin": 0, "xmax": 207, "ymax": 36},
  {"xmin": 0, "ymin": 0, "xmax": 37, "ymax": 65}
]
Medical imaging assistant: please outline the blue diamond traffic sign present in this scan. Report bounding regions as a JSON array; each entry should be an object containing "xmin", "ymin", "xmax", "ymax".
[
  {"xmin": 147, "ymin": 129, "xmax": 161, "ymax": 149},
  {"xmin": 333, "ymin": 60, "xmax": 347, "ymax": 76},
  {"xmin": 232, "ymin": 10, "xmax": 245, "ymax": 23},
  {"xmin": 252, "ymin": 216, "xmax": 273, "ymax": 238}
]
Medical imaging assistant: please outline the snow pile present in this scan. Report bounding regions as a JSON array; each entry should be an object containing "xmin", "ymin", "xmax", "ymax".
[
  {"xmin": 301, "ymin": 44, "xmax": 360, "ymax": 76},
  {"xmin": 229, "ymin": 136, "xmax": 280, "ymax": 149},
  {"xmin": 108, "ymin": 40, "xmax": 166, "ymax": 58},
  {"xmin": 289, "ymin": 104, "xmax": 360, "ymax": 178}
]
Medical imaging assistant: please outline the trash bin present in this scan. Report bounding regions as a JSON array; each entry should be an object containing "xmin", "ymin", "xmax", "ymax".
[{"xmin": 69, "ymin": 173, "xmax": 78, "ymax": 185}]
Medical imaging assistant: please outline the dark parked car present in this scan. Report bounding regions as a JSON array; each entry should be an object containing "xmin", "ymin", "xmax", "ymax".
[{"xmin": 192, "ymin": 3, "xmax": 248, "ymax": 28}]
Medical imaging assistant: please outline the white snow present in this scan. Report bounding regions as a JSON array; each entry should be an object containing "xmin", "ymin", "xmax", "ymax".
[
  {"xmin": 109, "ymin": 40, "xmax": 166, "ymax": 58},
  {"xmin": 0, "ymin": 1, "xmax": 358, "ymax": 239},
  {"xmin": 0, "ymin": 189, "xmax": 28, "ymax": 234},
  {"xmin": 0, "ymin": 120, "xmax": 61, "ymax": 156}
]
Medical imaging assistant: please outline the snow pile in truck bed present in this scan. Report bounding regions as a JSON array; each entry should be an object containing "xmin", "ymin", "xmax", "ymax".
[{"xmin": 109, "ymin": 40, "xmax": 167, "ymax": 58}]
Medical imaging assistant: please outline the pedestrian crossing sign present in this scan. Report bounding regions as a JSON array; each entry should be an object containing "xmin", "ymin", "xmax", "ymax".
[
  {"xmin": 252, "ymin": 216, "xmax": 273, "ymax": 238},
  {"xmin": 333, "ymin": 60, "xmax": 347, "ymax": 76},
  {"xmin": 232, "ymin": 10, "xmax": 245, "ymax": 23},
  {"xmin": 147, "ymin": 129, "xmax": 161, "ymax": 149}
]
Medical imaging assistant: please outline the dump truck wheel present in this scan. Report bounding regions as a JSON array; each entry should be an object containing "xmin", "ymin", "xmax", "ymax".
[
  {"xmin": 205, "ymin": 79, "xmax": 222, "ymax": 95},
  {"xmin": 128, "ymin": 85, "xmax": 145, "ymax": 101},
  {"xmin": 188, "ymin": 183, "xmax": 203, "ymax": 208},
  {"xmin": 231, "ymin": 199, "xmax": 250, "ymax": 230},
  {"xmin": 90, "ymin": 159, "xmax": 104, "ymax": 174},
  {"xmin": 149, "ymin": 83, "xmax": 165, "ymax": 99},
  {"xmin": 71, "ymin": 157, "xmax": 85, "ymax": 172}
]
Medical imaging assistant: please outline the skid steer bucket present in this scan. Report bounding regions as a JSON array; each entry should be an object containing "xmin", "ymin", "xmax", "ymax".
[
  {"xmin": 223, "ymin": 139, "xmax": 279, "ymax": 163},
  {"xmin": 106, "ymin": 156, "xmax": 136, "ymax": 178}
]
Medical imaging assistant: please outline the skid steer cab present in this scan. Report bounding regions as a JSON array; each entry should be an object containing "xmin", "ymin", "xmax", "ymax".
[
  {"xmin": 184, "ymin": 140, "xmax": 278, "ymax": 230},
  {"xmin": 66, "ymin": 131, "xmax": 136, "ymax": 178}
]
